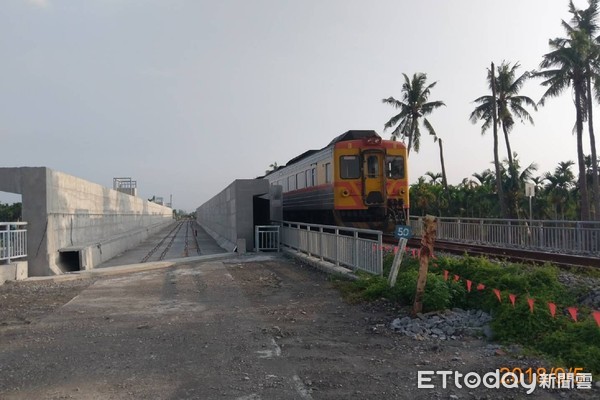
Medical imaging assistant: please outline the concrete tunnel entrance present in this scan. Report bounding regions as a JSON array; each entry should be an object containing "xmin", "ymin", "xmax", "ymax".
[
  {"xmin": 253, "ymin": 196, "xmax": 271, "ymax": 226},
  {"xmin": 58, "ymin": 250, "xmax": 81, "ymax": 272}
]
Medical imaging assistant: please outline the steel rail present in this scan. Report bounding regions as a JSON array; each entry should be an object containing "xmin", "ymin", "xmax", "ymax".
[
  {"xmin": 140, "ymin": 221, "xmax": 182, "ymax": 263},
  {"xmin": 382, "ymin": 235, "xmax": 600, "ymax": 269}
]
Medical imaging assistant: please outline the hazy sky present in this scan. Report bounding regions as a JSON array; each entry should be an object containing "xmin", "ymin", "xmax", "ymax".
[{"xmin": 1, "ymin": 0, "xmax": 596, "ymax": 211}]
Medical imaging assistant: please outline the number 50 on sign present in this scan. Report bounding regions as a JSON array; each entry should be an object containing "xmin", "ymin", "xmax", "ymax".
[{"xmin": 394, "ymin": 225, "xmax": 412, "ymax": 239}]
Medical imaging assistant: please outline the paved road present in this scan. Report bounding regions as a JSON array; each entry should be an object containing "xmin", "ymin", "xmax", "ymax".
[
  {"xmin": 2, "ymin": 255, "xmax": 593, "ymax": 400},
  {"xmin": 2, "ymin": 256, "xmax": 305, "ymax": 399}
]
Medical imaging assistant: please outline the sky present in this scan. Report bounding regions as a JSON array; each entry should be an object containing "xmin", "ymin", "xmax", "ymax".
[{"xmin": 0, "ymin": 0, "xmax": 597, "ymax": 211}]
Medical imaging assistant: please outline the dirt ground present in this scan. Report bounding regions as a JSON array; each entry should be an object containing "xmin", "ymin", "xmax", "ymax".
[{"xmin": 0, "ymin": 255, "xmax": 597, "ymax": 399}]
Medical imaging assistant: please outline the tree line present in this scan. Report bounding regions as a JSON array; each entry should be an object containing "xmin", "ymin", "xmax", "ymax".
[
  {"xmin": 0, "ymin": 202, "xmax": 22, "ymax": 222},
  {"xmin": 383, "ymin": 0, "xmax": 600, "ymax": 221}
]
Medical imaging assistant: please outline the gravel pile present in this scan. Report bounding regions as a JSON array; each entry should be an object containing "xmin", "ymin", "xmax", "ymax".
[{"xmin": 390, "ymin": 308, "xmax": 493, "ymax": 341}]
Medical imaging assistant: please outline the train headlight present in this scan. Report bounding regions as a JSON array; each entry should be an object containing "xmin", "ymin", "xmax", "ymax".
[{"xmin": 341, "ymin": 189, "xmax": 350, "ymax": 197}]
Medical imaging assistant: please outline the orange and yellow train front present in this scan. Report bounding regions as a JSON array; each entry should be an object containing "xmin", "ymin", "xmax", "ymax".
[{"xmin": 332, "ymin": 134, "xmax": 409, "ymax": 230}]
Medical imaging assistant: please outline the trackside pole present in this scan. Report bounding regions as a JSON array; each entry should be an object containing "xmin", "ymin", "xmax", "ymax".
[
  {"xmin": 388, "ymin": 238, "xmax": 408, "ymax": 287},
  {"xmin": 412, "ymin": 215, "xmax": 438, "ymax": 316}
]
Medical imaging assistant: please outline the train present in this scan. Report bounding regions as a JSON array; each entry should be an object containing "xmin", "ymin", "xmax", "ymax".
[{"xmin": 263, "ymin": 130, "xmax": 409, "ymax": 231}]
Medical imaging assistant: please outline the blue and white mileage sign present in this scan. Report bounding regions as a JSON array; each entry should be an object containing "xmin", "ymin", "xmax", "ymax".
[{"xmin": 394, "ymin": 225, "xmax": 412, "ymax": 239}]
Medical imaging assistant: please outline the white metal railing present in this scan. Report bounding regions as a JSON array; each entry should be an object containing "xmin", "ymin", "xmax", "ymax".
[
  {"xmin": 0, "ymin": 222, "xmax": 27, "ymax": 263},
  {"xmin": 255, "ymin": 225, "xmax": 280, "ymax": 252},
  {"xmin": 409, "ymin": 216, "xmax": 600, "ymax": 255},
  {"xmin": 280, "ymin": 221, "xmax": 383, "ymax": 275}
]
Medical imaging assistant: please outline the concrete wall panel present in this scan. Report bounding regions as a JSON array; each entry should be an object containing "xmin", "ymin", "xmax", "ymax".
[
  {"xmin": 196, "ymin": 179, "xmax": 269, "ymax": 252},
  {"xmin": 0, "ymin": 167, "xmax": 173, "ymax": 276}
]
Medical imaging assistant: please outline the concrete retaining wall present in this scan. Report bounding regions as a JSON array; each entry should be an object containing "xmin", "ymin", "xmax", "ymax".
[
  {"xmin": 196, "ymin": 179, "xmax": 270, "ymax": 251},
  {"xmin": 0, "ymin": 261, "xmax": 28, "ymax": 285},
  {"xmin": 0, "ymin": 167, "xmax": 173, "ymax": 276}
]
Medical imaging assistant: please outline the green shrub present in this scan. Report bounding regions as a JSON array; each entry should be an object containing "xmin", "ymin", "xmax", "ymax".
[
  {"xmin": 333, "ymin": 252, "xmax": 600, "ymax": 373},
  {"xmin": 537, "ymin": 320, "xmax": 600, "ymax": 373}
]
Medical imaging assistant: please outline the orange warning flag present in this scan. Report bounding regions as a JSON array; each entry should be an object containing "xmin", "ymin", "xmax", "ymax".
[
  {"xmin": 593, "ymin": 311, "xmax": 600, "ymax": 327},
  {"xmin": 567, "ymin": 307, "xmax": 578, "ymax": 322},
  {"xmin": 466, "ymin": 280, "xmax": 472, "ymax": 293},
  {"xmin": 453, "ymin": 275, "xmax": 460, "ymax": 282},
  {"xmin": 509, "ymin": 294, "xmax": 516, "ymax": 307},
  {"xmin": 443, "ymin": 270, "xmax": 449, "ymax": 281},
  {"xmin": 548, "ymin": 302, "xmax": 557, "ymax": 318},
  {"xmin": 493, "ymin": 289, "xmax": 502, "ymax": 302},
  {"xmin": 477, "ymin": 283, "xmax": 485, "ymax": 291},
  {"xmin": 527, "ymin": 298, "xmax": 535, "ymax": 314}
]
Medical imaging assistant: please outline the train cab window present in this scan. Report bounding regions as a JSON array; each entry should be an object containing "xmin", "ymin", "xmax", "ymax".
[
  {"xmin": 325, "ymin": 163, "xmax": 332, "ymax": 183},
  {"xmin": 386, "ymin": 156, "xmax": 405, "ymax": 179},
  {"xmin": 367, "ymin": 155, "xmax": 379, "ymax": 178},
  {"xmin": 340, "ymin": 156, "xmax": 360, "ymax": 179}
]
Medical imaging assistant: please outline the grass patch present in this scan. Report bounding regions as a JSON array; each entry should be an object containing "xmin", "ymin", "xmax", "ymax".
[{"xmin": 330, "ymin": 252, "xmax": 600, "ymax": 374}]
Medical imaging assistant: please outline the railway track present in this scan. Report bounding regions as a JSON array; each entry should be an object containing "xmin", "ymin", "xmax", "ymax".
[
  {"xmin": 140, "ymin": 220, "xmax": 200, "ymax": 263},
  {"xmin": 382, "ymin": 235, "xmax": 600, "ymax": 269}
]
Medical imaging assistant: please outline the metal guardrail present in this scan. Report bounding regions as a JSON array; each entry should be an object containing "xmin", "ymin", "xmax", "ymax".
[
  {"xmin": 408, "ymin": 216, "xmax": 600, "ymax": 256},
  {"xmin": 280, "ymin": 221, "xmax": 383, "ymax": 275},
  {"xmin": 255, "ymin": 225, "xmax": 280, "ymax": 252},
  {"xmin": 0, "ymin": 222, "xmax": 27, "ymax": 263}
]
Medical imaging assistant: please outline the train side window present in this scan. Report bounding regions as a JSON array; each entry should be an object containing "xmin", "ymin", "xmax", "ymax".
[
  {"xmin": 367, "ymin": 155, "xmax": 379, "ymax": 178},
  {"xmin": 340, "ymin": 156, "xmax": 360, "ymax": 179},
  {"xmin": 325, "ymin": 163, "xmax": 332, "ymax": 183},
  {"xmin": 297, "ymin": 172, "xmax": 306, "ymax": 189},
  {"xmin": 311, "ymin": 167, "xmax": 316, "ymax": 186},
  {"xmin": 386, "ymin": 156, "xmax": 405, "ymax": 179},
  {"xmin": 288, "ymin": 175, "xmax": 296, "ymax": 191},
  {"xmin": 305, "ymin": 170, "xmax": 311, "ymax": 187}
]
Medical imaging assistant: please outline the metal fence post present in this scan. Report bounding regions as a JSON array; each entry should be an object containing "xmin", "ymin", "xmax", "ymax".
[
  {"xmin": 378, "ymin": 231, "xmax": 383, "ymax": 275},
  {"xmin": 335, "ymin": 228, "xmax": 339, "ymax": 267},
  {"xmin": 319, "ymin": 226, "xmax": 324, "ymax": 261},
  {"xmin": 480, "ymin": 219, "xmax": 483, "ymax": 242},
  {"xmin": 353, "ymin": 231, "xmax": 359, "ymax": 271},
  {"xmin": 7, "ymin": 225, "xmax": 12, "ymax": 264},
  {"xmin": 306, "ymin": 225, "xmax": 312, "ymax": 257}
]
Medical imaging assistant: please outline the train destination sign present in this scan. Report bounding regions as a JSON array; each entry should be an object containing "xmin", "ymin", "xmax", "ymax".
[{"xmin": 394, "ymin": 225, "xmax": 412, "ymax": 239}]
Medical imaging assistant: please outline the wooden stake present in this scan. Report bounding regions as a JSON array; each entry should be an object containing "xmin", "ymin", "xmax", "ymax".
[{"xmin": 412, "ymin": 215, "xmax": 437, "ymax": 316}]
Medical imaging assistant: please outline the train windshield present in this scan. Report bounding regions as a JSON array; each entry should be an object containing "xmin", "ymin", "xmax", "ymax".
[
  {"xmin": 340, "ymin": 156, "xmax": 360, "ymax": 179},
  {"xmin": 386, "ymin": 156, "xmax": 405, "ymax": 179}
]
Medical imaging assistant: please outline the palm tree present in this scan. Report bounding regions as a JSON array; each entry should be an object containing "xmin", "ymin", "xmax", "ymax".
[
  {"xmin": 265, "ymin": 162, "xmax": 279, "ymax": 175},
  {"xmin": 424, "ymin": 171, "xmax": 443, "ymax": 184},
  {"xmin": 470, "ymin": 61, "xmax": 537, "ymax": 218},
  {"xmin": 536, "ymin": 25, "xmax": 591, "ymax": 220},
  {"xmin": 470, "ymin": 63, "xmax": 508, "ymax": 218},
  {"xmin": 382, "ymin": 73, "xmax": 445, "ymax": 155},
  {"xmin": 569, "ymin": 0, "xmax": 600, "ymax": 220},
  {"xmin": 409, "ymin": 177, "xmax": 436, "ymax": 216},
  {"xmin": 430, "ymin": 134, "xmax": 450, "ymax": 200},
  {"xmin": 501, "ymin": 153, "xmax": 538, "ymax": 218},
  {"xmin": 544, "ymin": 161, "xmax": 576, "ymax": 219},
  {"xmin": 472, "ymin": 169, "xmax": 495, "ymax": 187}
]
